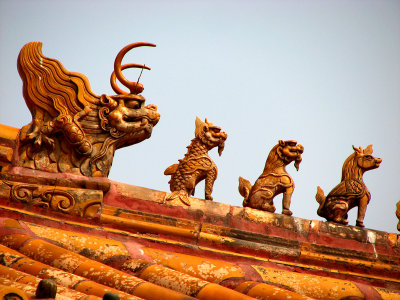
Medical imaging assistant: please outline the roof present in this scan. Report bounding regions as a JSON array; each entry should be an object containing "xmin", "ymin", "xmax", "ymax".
[{"xmin": 0, "ymin": 136, "xmax": 399, "ymax": 299}]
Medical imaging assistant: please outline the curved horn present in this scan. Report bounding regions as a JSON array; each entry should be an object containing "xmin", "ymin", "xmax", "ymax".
[
  {"xmin": 111, "ymin": 63, "xmax": 151, "ymax": 95},
  {"xmin": 113, "ymin": 42, "xmax": 156, "ymax": 94}
]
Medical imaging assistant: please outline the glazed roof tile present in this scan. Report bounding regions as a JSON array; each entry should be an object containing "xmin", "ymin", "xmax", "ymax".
[{"xmin": 0, "ymin": 150, "xmax": 399, "ymax": 299}]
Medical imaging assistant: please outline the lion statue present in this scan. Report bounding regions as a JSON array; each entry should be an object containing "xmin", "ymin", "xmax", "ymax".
[
  {"xmin": 164, "ymin": 117, "xmax": 227, "ymax": 205},
  {"xmin": 316, "ymin": 145, "xmax": 381, "ymax": 227},
  {"xmin": 239, "ymin": 140, "xmax": 303, "ymax": 216},
  {"xmin": 16, "ymin": 41, "xmax": 160, "ymax": 177}
]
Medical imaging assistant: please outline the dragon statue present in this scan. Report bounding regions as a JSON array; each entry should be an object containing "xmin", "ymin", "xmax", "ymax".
[
  {"xmin": 316, "ymin": 145, "xmax": 382, "ymax": 227},
  {"xmin": 239, "ymin": 140, "xmax": 304, "ymax": 216},
  {"xmin": 164, "ymin": 117, "xmax": 227, "ymax": 205},
  {"xmin": 16, "ymin": 41, "xmax": 160, "ymax": 177}
]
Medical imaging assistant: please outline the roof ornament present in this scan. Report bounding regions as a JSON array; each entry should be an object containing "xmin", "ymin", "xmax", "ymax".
[
  {"xmin": 316, "ymin": 145, "xmax": 382, "ymax": 227},
  {"xmin": 16, "ymin": 41, "xmax": 160, "ymax": 177},
  {"xmin": 164, "ymin": 117, "xmax": 228, "ymax": 205},
  {"xmin": 239, "ymin": 140, "xmax": 304, "ymax": 216}
]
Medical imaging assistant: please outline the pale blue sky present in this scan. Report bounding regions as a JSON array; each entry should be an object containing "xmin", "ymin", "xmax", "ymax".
[{"xmin": 0, "ymin": 0, "xmax": 399, "ymax": 232}]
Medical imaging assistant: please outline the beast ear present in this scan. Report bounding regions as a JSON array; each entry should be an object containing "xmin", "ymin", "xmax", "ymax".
[
  {"xmin": 195, "ymin": 116, "xmax": 202, "ymax": 128},
  {"xmin": 195, "ymin": 116, "xmax": 206, "ymax": 137},
  {"xmin": 279, "ymin": 140, "xmax": 285, "ymax": 146},
  {"xmin": 364, "ymin": 144, "xmax": 373, "ymax": 155}
]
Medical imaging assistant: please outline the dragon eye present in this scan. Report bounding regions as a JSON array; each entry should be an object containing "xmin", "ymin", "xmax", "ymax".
[{"xmin": 125, "ymin": 100, "xmax": 141, "ymax": 109}]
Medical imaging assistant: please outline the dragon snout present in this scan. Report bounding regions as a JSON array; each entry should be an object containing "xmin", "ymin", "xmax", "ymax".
[
  {"xmin": 143, "ymin": 104, "xmax": 160, "ymax": 125},
  {"xmin": 145, "ymin": 104, "xmax": 158, "ymax": 111},
  {"xmin": 219, "ymin": 131, "xmax": 228, "ymax": 140}
]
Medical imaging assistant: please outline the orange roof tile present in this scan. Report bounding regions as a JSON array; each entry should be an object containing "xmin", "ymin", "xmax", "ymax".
[{"xmin": 0, "ymin": 149, "xmax": 399, "ymax": 299}]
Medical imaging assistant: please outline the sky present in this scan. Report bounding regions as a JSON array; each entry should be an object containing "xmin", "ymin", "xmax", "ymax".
[{"xmin": 0, "ymin": 0, "xmax": 399, "ymax": 233}]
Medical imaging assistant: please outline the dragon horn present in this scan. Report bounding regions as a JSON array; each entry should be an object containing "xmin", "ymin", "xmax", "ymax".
[
  {"xmin": 195, "ymin": 116, "xmax": 205, "ymax": 137},
  {"xmin": 111, "ymin": 63, "xmax": 149, "ymax": 95},
  {"xmin": 112, "ymin": 42, "xmax": 156, "ymax": 95}
]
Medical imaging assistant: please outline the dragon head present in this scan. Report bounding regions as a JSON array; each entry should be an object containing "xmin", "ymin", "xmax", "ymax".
[
  {"xmin": 277, "ymin": 140, "xmax": 304, "ymax": 171},
  {"xmin": 102, "ymin": 42, "xmax": 160, "ymax": 148},
  {"xmin": 16, "ymin": 41, "xmax": 160, "ymax": 177},
  {"xmin": 195, "ymin": 117, "xmax": 227, "ymax": 156},
  {"xmin": 100, "ymin": 94, "xmax": 160, "ymax": 148}
]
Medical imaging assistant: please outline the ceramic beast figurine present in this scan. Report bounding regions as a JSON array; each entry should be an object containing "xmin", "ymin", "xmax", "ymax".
[
  {"xmin": 239, "ymin": 140, "xmax": 304, "ymax": 216},
  {"xmin": 316, "ymin": 145, "xmax": 382, "ymax": 227},
  {"xmin": 16, "ymin": 42, "xmax": 159, "ymax": 177},
  {"xmin": 164, "ymin": 117, "xmax": 227, "ymax": 205}
]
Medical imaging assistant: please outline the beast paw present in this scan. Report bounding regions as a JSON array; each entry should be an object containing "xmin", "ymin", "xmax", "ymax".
[
  {"xmin": 333, "ymin": 216, "xmax": 349, "ymax": 226},
  {"xmin": 356, "ymin": 221, "xmax": 365, "ymax": 228},
  {"xmin": 282, "ymin": 209, "xmax": 293, "ymax": 216},
  {"xmin": 31, "ymin": 133, "xmax": 55, "ymax": 151}
]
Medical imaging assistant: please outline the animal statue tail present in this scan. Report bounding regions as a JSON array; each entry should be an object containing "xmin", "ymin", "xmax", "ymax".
[
  {"xmin": 316, "ymin": 186, "xmax": 326, "ymax": 218},
  {"xmin": 164, "ymin": 163, "xmax": 178, "ymax": 177},
  {"xmin": 164, "ymin": 163, "xmax": 191, "ymax": 205},
  {"xmin": 238, "ymin": 177, "xmax": 252, "ymax": 207},
  {"xmin": 164, "ymin": 190, "xmax": 190, "ymax": 206}
]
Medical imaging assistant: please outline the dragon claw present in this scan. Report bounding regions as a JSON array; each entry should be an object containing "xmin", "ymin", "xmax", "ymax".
[{"xmin": 30, "ymin": 132, "xmax": 55, "ymax": 152}]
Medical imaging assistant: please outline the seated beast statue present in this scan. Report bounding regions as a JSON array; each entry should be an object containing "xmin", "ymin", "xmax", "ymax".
[
  {"xmin": 239, "ymin": 140, "xmax": 303, "ymax": 216},
  {"xmin": 316, "ymin": 145, "xmax": 382, "ymax": 227},
  {"xmin": 16, "ymin": 42, "xmax": 160, "ymax": 177},
  {"xmin": 164, "ymin": 117, "xmax": 227, "ymax": 205}
]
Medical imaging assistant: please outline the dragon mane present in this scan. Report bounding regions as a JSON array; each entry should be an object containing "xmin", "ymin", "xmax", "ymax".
[{"xmin": 17, "ymin": 42, "xmax": 100, "ymax": 118}]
